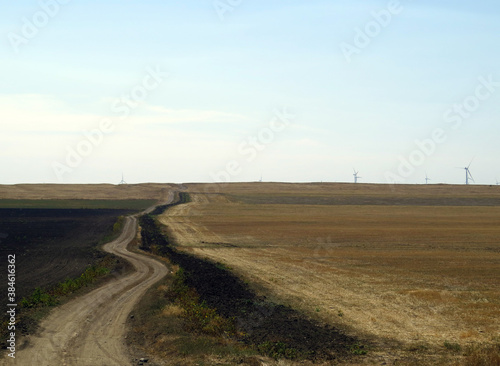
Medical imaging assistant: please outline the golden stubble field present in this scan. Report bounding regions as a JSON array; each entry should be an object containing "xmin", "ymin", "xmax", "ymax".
[{"xmin": 158, "ymin": 182, "xmax": 500, "ymax": 363}]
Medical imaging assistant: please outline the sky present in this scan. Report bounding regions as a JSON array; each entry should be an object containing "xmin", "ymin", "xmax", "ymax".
[{"xmin": 1, "ymin": 0, "xmax": 500, "ymax": 185}]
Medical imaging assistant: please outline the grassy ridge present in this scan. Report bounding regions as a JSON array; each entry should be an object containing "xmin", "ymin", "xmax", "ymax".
[{"xmin": 0, "ymin": 199, "xmax": 156, "ymax": 209}]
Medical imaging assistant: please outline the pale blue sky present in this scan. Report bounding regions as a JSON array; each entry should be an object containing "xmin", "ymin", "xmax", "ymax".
[{"xmin": 1, "ymin": 1, "xmax": 500, "ymax": 184}]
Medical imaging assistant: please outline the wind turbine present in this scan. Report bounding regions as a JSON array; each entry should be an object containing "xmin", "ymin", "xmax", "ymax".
[
  {"xmin": 425, "ymin": 172, "xmax": 431, "ymax": 185},
  {"xmin": 119, "ymin": 173, "xmax": 127, "ymax": 185},
  {"xmin": 457, "ymin": 160, "xmax": 474, "ymax": 185},
  {"xmin": 353, "ymin": 169, "xmax": 361, "ymax": 184}
]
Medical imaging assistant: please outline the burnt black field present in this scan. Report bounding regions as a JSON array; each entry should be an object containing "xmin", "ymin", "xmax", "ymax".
[{"xmin": 0, "ymin": 208, "xmax": 132, "ymax": 304}]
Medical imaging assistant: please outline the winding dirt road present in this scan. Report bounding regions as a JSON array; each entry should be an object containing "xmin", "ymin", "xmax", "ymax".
[{"xmin": 5, "ymin": 198, "xmax": 172, "ymax": 366}]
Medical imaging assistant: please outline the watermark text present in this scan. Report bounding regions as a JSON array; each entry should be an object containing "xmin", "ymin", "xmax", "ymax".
[{"xmin": 6, "ymin": 254, "xmax": 17, "ymax": 358}]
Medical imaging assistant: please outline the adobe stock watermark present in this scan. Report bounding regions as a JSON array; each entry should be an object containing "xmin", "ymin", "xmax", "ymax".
[
  {"xmin": 299, "ymin": 236, "xmax": 344, "ymax": 264},
  {"xmin": 213, "ymin": 0, "xmax": 243, "ymax": 21},
  {"xmin": 52, "ymin": 65, "xmax": 168, "ymax": 181},
  {"xmin": 384, "ymin": 75, "xmax": 499, "ymax": 184},
  {"xmin": 235, "ymin": 301, "xmax": 274, "ymax": 335},
  {"xmin": 6, "ymin": 254, "xmax": 17, "ymax": 359},
  {"xmin": 7, "ymin": 0, "xmax": 72, "ymax": 54},
  {"xmin": 207, "ymin": 107, "xmax": 294, "ymax": 188},
  {"xmin": 340, "ymin": 0, "xmax": 410, "ymax": 63}
]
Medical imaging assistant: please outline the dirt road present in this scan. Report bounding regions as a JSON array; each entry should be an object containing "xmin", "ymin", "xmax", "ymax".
[{"xmin": 4, "ymin": 197, "xmax": 172, "ymax": 366}]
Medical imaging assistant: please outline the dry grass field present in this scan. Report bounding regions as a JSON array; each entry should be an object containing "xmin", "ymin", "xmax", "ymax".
[
  {"xmin": 0, "ymin": 183, "xmax": 174, "ymax": 200},
  {"xmin": 158, "ymin": 182, "xmax": 500, "ymax": 364}
]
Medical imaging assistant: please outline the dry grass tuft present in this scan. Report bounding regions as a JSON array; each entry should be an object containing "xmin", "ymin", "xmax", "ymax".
[{"xmin": 162, "ymin": 304, "xmax": 184, "ymax": 317}]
